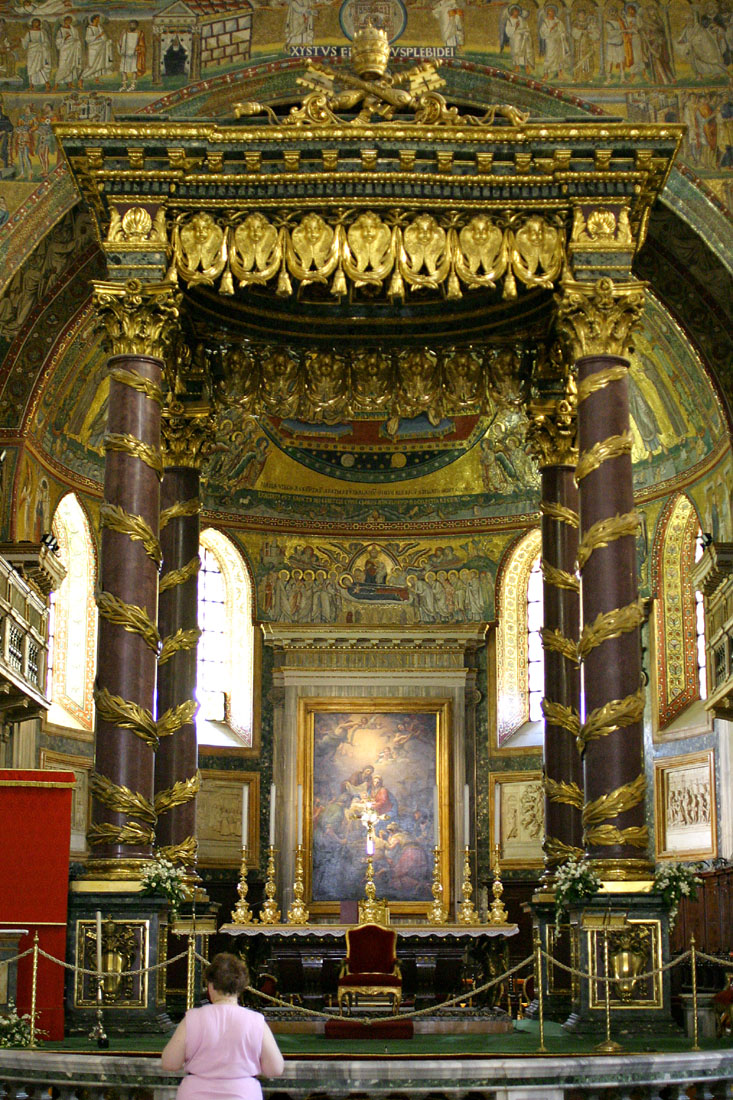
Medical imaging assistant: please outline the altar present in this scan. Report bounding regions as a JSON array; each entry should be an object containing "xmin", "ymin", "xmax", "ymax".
[{"xmin": 220, "ymin": 923, "xmax": 519, "ymax": 1013}]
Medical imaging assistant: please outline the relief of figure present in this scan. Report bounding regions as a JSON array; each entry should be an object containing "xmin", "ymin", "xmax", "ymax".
[
  {"xmin": 350, "ymin": 350, "xmax": 394, "ymax": 415},
  {"xmin": 500, "ymin": 4, "xmax": 535, "ymax": 73},
  {"xmin": 538, "ymin": 3, "xmax": 571, "ymax": 78},
  {"xmin": 303, "ymin": 349, "xmax": 348, "ymax": 423},
  {"xmin": 390, "ymin": 348, "xmax": 441, "ymax": 431},
  {"xmin": 260, "ymin": 348, "xmax": 302, "ymax": 418}
]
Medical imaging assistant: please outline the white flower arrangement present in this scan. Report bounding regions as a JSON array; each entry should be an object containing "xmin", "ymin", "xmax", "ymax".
[
  {"xmin": 0, "ymin": 1001, "xmax": 34, "ymax": 1048},
  {"xmin": 653, "ymin": 862, "xmax": 702, "ymax": 930},
  {"xmin": 554, "ymin": 856, "xmax": 602, "ymax": 926},
  {"xmin": 140, "ymin": 856, "xmax": 189, "ymax": 912}
]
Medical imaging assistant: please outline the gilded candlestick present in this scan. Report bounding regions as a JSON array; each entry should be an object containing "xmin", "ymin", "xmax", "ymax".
[
  {"xmin": 456, "ymin": 846, "xmax": 480, "ymax": 925},
  {"xmin": 286, "ymin": 844, "xmax": 309, "ymax": 925},
  {"xmin": 260, "ymin": 846, "xmax": 281, "ymax": 925},
  {"xmin": 427, "ymin": 845, "xmax": 448, "ymax": 925},
  {"xmin": 360, "ymin": 854, "xmax": 383, "ymax": 923},
  {"xmin": 488, "ymin": 843, "xmax": 509, "ymax": 924},
  {"xmin": 231, "ymin": 845, "xmax": 255, "ymax": 924}
]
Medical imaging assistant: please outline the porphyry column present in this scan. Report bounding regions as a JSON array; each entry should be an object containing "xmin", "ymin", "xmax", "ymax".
[
  {"xmin": 526, "ymin": 377, "xmax": 583, "ymax": 873},
  {"xmin": 155, "ymin": 400, "xmax": 210, "ymax": 872},
  {"xmin": 557, "ymin": 276, "xmax": 652, "ymax": 879},
  {"xmin": 88, "ymin": 280, "xmax": 180, "ymax": 875}
]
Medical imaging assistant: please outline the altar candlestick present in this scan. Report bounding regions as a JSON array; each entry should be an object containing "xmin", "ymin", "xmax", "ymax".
[
  {"xmin": 433, "ymin": 786, "xmax": 439, "ymax": 846},
  {"xmin": 269, "ymin": 783, "xmax": 276, "ymax": 847},
  {"xmin": 464, "ymin": 783, "xmax": 470, "ymax": 849},
  {"xmin": 241, "ymin": 786, "xmax": 249, "ymax": 847},
  {"xmin": 95, "ymin": 910, "xmax": 102, "ymax": 974},
  {"xmin": 297, "ymin": 784, "xmax": 303, "ymax": 847}
]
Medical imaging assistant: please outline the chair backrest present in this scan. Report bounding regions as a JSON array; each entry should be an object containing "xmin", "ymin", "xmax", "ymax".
[{"xmin": 345, "ymin": 923, "xmax": 397, "ymax": 973}]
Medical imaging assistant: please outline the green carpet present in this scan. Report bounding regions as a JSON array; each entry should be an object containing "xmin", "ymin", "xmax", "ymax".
[{"xmin": 40, "ymin": 1020, "xmax": 733, "ymax": 1058}]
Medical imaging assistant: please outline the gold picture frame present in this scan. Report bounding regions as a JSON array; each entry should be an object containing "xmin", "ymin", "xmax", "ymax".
[
  {"xmin": 197, "ymin": 769, "xmax": 260, "ymax": 867},
  {"xmin": 298, "ymin": 696, "xmax": 452, "ymax": 917},
  {"xmin": 489, "ymin": 770, "xmax": 545, "ymax": 868},
  {"xmin": 654, "ymin": 748, "xmax": 716, "ymax": 861}
]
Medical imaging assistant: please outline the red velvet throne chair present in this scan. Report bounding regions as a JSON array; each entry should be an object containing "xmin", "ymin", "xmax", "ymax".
[{"xmin": 337, "ymin": 922, "xmax": 402, "ymax": 1015}]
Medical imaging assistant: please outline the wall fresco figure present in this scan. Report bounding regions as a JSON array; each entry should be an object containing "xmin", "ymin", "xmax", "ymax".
[
  {"xmin": 54, "ymin": 16, "xmax": 82, "ymax": 90},
  {"xmin": 538, "ymin": 3, "xmax": 571, "ymax": 79},
  {"xmin": 619, "ymin": 2, "xmax": 643, "ymax": 81},
  {"xmin": 22, "ymin": 18, "xmax": 51, "ymax": 91},
  {"xmin": 676, "ymin": 11, "xmax": 727, "ymax": 80},
  {"xmin": 604, "ymin": 2, "xmax": 625, "ymax": 79},
  {"xmin": 432, "ymin": 0, "xmax": 465, "ymax": 49},
  {"xmin": 118, "ymin": 20, "xmax": 145, "ymax": 92},
  {"xmin": 284, "ymin": 0, "xmax": 315, "ymax": 49},
  {"xmin": 639, "ymin": 3, "xmax": 674, "ymax": 83},
  {"xmin": 500, "ymin": 5, "xmax": 535, "ymax": 73},
  {"xmin": 81, "ymin": 13, "xmax": 111, "ymax": 86},
  {"xmin": 571, "ymin": 5, "xmax": 599, "ymax": 80}
]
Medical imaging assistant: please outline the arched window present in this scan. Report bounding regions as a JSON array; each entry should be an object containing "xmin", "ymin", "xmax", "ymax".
[
  {"xmin": 196, "ymin": 528, "xmax": 255, "ymax": 747},
  {"xmin": 47, "ymin": 493, "xmax": 97, "ymax": 731},
  {"xmin": 495, "ymin": 528, "xmax": 543, "ymax": 748},
  {"xmin": 652, "ymin": 494, "xmax": 707, "ymax": 731}
]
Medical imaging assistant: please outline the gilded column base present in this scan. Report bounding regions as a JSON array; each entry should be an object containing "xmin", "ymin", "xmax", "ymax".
[
  {"xmin": 587, "ymin": 857, "xmax": 655, "ymax": 883},
  {"xmin": 71, "ymin": 858, "xmax": 155, "ymax": 890}
]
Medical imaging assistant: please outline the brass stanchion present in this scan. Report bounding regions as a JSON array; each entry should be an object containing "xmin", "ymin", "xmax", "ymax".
[
  {"xmin": 186, "ymin": 930, "xmax": 196, "ymax": 1010},
  {"xmin": 533, "ymin": 926, "xmax": 546, "ymax": 1052},
  {"xmin": 595, "ymin": 919, "xmax": 622, "ymax": 1053},
  {"xmin": 29, "ymin": 931, "xmax": 38, "ymax": 1049},
  {"xmin": 690, "ymin": 932, "xmax": 700, "ymax": 1052},
  {"xmin": 231, "ymin": 845, "xmax": 255, "ymax": 924},
  {"xmin": 286, "ymin": 844, "xmax": 309, "ymax": 925},
  {"xmin": 260, "ymin": 846, "xmax": 281, "ymax": 924}
]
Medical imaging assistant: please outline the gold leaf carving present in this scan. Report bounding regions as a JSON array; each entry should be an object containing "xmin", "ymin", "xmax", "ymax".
[
  {"xmin": 88, "ymin": 820, "xmax": 155, "ymax": 847},
  {"xmin": 94, "ymin": 684, "xmax": 159, "ymax": 749},
  {"xmin": 155, "ymin": 772, "xmax": 201, "ymax": 816},
  {"xmin": 159, "ymin": 555, "xmax": 201, "ymax": 594},
  {"xmin": 104, "ymin": 432, "xmax": 164, "ymax": 478},
  {"xmin": 159, "ymin": 627, "xmax": 201, "ymax": 666},
  {"xmin": 540, "ymin": 500, "xmax": 579, "ymax": 528},
  {"xmin": 583, "ymin": 774, "xmax": 646, "ymax": 826},
  {"xmin": 541, "ymin": 560, "xmax": 580, "ymax": 592},
  {"xmin": 577, "ymin": 510, "xmax": 640, "ymax": 570},
  {"xmin": 544, "ymin": 836, "xmax": 584, "ymax": 862},
  {"xmin": 157, "ymin": 837, "xmax": 198, "ymax": 864},
  {"xmin": 400, "ymin": 215, "xmax": 449, "ymax": 288},
  {"xmin": 578, "ymin": 687, "xmax": 645, "ymax": 749},
  {"xmin": 91, "ymin": 772, "xmax": 156, "ymax": 824},
  {"xmin": 96, "ymin": 589, "xmax": 160, "ymax": 652},
  {"xmin": 173, "ymin": 212, "xmax": 227, "ymax": 286},
  {"xmin": 575, "ymin": 431, "xmax": 633, "ymax": 482},
  {"xmin": 576, "ymin": 364, "xmax": 628, "ymax": 405},
  {"xmin": 541, "ymin": 698, "xmax": 580, "ymax": 737},
  {"xmin": 544, "ymin": 776, "xmax": 583, "ymax": 809},
  {"xmin": 584, "ymin": 824, "xmax": 648, "ymax": 848},
  {"xmin": 230, "ymin": 213, "xmax": 281, "ymax": 285},
  {"xmin": 109, "ymin": 367, "xmax": 164, "ymax": 407},
  {"xmin": 159, "ymin": 497, "xmax": 200, "ymax": 530},
  {"xmin": 93, "ymin": 279, "xmax": 181, "ymax": 360},
  {"xmin": 578, "ymin": 599, "xmax": 645, "ymax": 660},
  {"xmin": 100, "ymin": 503, "xmax": 162, "ymax": 567},
  {"xmin": 157, "ymin": 698, "xmax": 198, "ymax": 738},
  {"xmin": 541, "ymin": 626, "xmax": 579, "ymax": 664},
  {"xmin": 556, "ymin": 276, "xmax": 645, "ymax": 360}
]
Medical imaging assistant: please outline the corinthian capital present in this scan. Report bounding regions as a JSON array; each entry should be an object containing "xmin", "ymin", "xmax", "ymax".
[
  {"xmin": 526, "ymin": 385, "xmax": 578, "ymax": 469},
  {"xmin": 555, "ymin": 276, "xmax": 645, "ymax": 361},
  {"xmin": 93, "ymin": 279, "xmax": 181, "ymax": 359},
  {"xmin": 161, "ymin": 399, "xmax": 214, "ymax": 469}
]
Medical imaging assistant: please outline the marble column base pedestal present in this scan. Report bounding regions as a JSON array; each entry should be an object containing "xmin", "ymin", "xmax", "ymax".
[
  {"xmin": 562, "ymin": 892, "xmax": 682, "ymax": 1041},
  {"xmin": 65, "ymin": 890, "xmax": 171, "ymax": 1035},
  {"xmin": 527, "ymin": 893, "xmax": 574, "ymax": 1023}
]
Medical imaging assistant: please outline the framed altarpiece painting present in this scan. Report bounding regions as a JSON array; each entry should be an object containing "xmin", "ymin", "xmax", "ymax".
[
  {"xmin": 654, "ymin": 749, "xmax": 717, "ymax": 861},
  {"xmin": 297, "ymin": 697, "xmax": 452, "ymax": 917}
]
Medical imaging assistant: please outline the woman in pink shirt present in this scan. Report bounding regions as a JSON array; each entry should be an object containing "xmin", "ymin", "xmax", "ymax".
[{"xmin": 161, "ymin": 953, "xmax": 284, "ymax": 1100}]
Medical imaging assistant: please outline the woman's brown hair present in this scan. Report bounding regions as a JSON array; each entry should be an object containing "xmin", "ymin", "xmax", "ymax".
[{"xmin": 205, "ymin": 952, "xmax": 250, "ymax": 995}]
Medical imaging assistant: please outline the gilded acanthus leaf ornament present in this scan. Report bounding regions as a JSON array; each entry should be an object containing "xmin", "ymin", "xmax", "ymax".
[
  {"xmin": 556, "ymin": 276, "xmax": 646, "ymax": 360},
  {"xmin": 172, "ymin": 208, "xmax": 566, "ymax": 303},
  {"xmin": 93, "ymin": 279, "xmax": 181, "ymax": 360},
  {"xmin": 526, "ymin": 380, "xmax": 578, "ymax": 469},
  {"xmin": 161, "ymin": 399, "xmax": 215, "ymax": 469}
]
